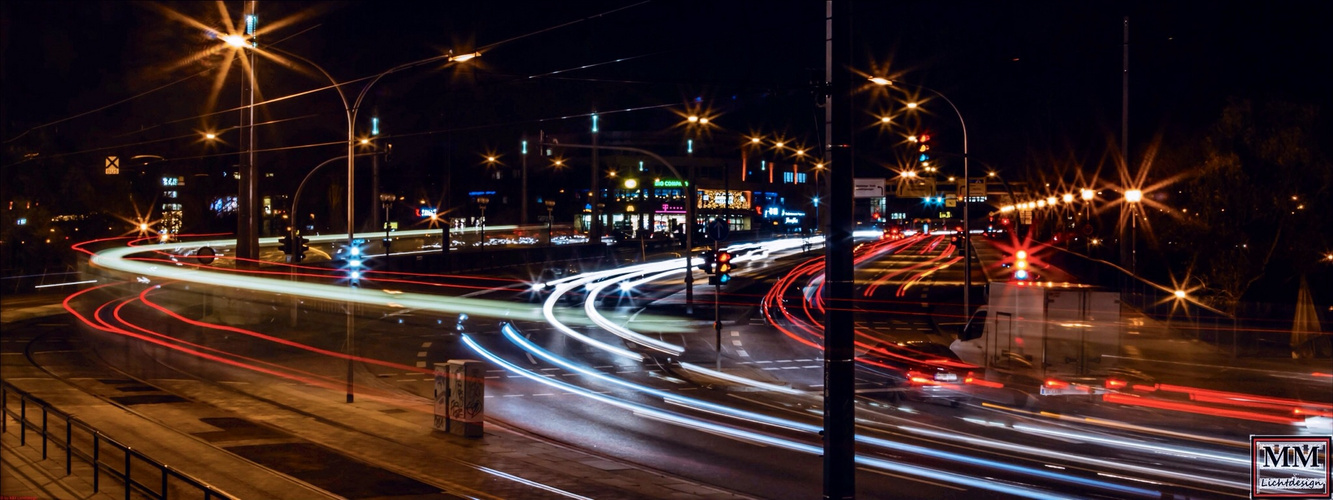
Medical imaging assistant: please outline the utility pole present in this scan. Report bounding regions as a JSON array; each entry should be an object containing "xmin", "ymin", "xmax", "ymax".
[
  {"xmin": 1120, "ymin": 16, "xmax": 1131, "ymax": 278},
  {"xmin": 823, "ymin": 1, "xmax": 855, "ymax": 498},
  {"xmin": 236, "ymin": 0, "xmax": 259, "ymax": 265}
]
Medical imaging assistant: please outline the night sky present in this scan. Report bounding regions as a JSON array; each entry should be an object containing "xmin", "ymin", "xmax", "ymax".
[{"xmin": 3, "ymin": 1, "xmax": 1329, "ymax": 195}]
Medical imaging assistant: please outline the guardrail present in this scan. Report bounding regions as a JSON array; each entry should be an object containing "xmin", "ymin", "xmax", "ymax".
[{"xmin": 1, "ymin": 380, "xmax": 236, "ymax": 500}]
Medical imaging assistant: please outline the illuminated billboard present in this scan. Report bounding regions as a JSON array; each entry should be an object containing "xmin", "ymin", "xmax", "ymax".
[{"xmin": 699, "ymin": 189, "xmax": 751, "ymax": 210}]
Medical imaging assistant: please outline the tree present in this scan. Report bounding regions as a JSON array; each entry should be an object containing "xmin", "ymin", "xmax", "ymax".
[{"xmin": 1156, "ymin": 98, "xmax": 1331, "ymax": 312}]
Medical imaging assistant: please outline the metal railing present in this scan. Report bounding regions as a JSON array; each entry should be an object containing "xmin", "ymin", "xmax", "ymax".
[{"xmin": 1, "ymin": 380, "xmax": 236, "ymax": 500}]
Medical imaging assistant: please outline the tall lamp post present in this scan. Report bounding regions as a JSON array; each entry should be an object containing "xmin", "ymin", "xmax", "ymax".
[
  {"xmin": 521, "ymin": 138, "xmax": 530, "ymax": 225},
  {"xmin": 545, "ymin": 199, "xmax": 556, "ymax": 246},
  {"xmin": 871, "ymin": 77, "xmax": 973, "ymax": 319},
  {"xmin": 221, "ymin": 39, "xmax": 478, "ymax": 403},
  {"xmin": 1124, "ymin": 188, "xmax": 1142, "ymax": 276},
  {"xmin": 476, "ymin": 195, "xmax": 490, "ymax": 247}
]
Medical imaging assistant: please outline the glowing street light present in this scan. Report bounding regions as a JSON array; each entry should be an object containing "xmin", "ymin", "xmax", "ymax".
[
  {"xmin": 448, "ymin": 51, "xmax": 480, "ymax": 62},
  {"xmin": 1061, "ymin": 193, "xmax": 1074, "ymax": 204},
  {"xmin": 1125, "ymin": 189, "xmax": 1143, "ymax": 203},
  {"xmin": 1081, "ymin": 188, "xmax": 1096, "ymax": 201},
  {"xmin": 1125, "ymin": 188, "xmax": 1143, "ymax": 275}
]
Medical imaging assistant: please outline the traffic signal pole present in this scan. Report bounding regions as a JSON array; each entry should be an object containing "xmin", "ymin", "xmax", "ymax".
[{"xmin": 714, "ymin": 241, "xmax": 722, "ymax": 371}]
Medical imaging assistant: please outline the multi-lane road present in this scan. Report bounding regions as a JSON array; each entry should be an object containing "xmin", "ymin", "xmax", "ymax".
[{"xmin": 19, "ymin": 231, "xmax": 1332, "ymax": 498}]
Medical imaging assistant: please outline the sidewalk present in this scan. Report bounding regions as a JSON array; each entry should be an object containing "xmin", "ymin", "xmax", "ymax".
[{"xmin": 1, "ymin": 295, "xmax": 749, "ymax": 500}]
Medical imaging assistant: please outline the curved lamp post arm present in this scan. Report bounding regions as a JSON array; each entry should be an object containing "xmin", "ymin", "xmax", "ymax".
[{"xmin": 887, "ymin": 80, "xmax": 973, "ymax": 316}]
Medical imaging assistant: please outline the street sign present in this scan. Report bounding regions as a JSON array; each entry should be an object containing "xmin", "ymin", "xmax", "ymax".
[
  {"xmin": 105, "ymin": 156, "xmax": 120, "ymax": 175},
  {"xmin": 854, "ymin": 178, "xmax": 886, "ymax": 198},
  {"xmin": 708, "ymin": 218, "xmax": 730, "ymax": 241},
  {"xmin": 195, "ymin": 246, "xmax": 216, "ymax": 265},
  {"xmin": 968, "ymin": 178, "xmax": 987, "ymax": 197}
]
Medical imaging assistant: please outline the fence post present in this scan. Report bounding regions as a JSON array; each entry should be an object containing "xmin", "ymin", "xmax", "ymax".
[
  {"xmin": 162, "ymin": 465, "xmax": 169, "ymax": 500},
  {"xmin": 66, "ymin": 415, "xmax": 72, "ymax": 475},
  {"xmin": 20, "ymin": 397, "xmax": 26, "ymax": 446},
  {"xmin": 42, "ymin": 407, "xmax": 47, "ymax": 459},
  {"xmin": 93, "ymin": 433, "xmax": 100, "ymax": 492},
  {"xmin": 1, "ymin": 385, "xmax": 6, "ymax": 434}
]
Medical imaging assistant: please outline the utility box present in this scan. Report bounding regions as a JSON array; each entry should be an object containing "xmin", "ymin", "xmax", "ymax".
[
  {"xmin": 432, "ymin": 363, "xmax": 450, "ymax": 432},
  {"xmin": 441, "ymin": 359, "xmax": 484, "ymax": 437}
]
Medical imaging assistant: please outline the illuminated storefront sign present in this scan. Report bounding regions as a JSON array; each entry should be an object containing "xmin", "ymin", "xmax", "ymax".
[
  {"xmin": 656, "ymin": 201, "xmax": 686, "ymax": 214},
  {"xmin": 699, "ymin": 189, "xmax": 751, "ymax": 210},
  {"xmin": 654, "ymin": 179, "xmax": 684, "ymax": 188}
]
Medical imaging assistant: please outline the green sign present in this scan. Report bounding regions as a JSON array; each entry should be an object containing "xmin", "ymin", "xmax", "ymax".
[{"xmin": 654, "ymin": 179, "xmax": 684, "ymax": 188}]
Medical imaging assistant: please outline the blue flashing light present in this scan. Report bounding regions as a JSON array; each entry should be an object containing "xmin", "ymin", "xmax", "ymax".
[
  {"xmin": 591, "ymin": 114, "xmax": 599, "ymax": 133},
  {"xmin": 687, "ymin": 139, "xmax": 693, "ymax": 154},
  {"xmin": 638, "ymin": 160, "xmax": 644, "ymax": 172},
  {"xmin": 1014, "ymin": 269, "xmax": 1029, "ymax": 281},
  {"xmin": 919, "ymin": 154, "xmax": 929, "ymax": 162},
  {"xmin": 349, "ymin": 246, "xmax": 361, "ymax": 257},
  {"xmin": 371, "ymin": 117, "xmax": 379, "ymax": 136},
  {"xmin": 521, "ymin": 140, "xmax": 528, "ymax": 155},
  {"xmin": 761, "ymin": 160, "xmax": 766, "ymax": 171},
  {"xmin": 350, "ymin": 259, "xmax": 362, "ymax": 268},
  {"xmin": 245, "ymin": 14, "xmax": 257, "ymax": 36}
]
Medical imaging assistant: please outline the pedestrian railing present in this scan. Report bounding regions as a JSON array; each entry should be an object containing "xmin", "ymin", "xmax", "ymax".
[{"xmin": 0, "ymin": 380, "xmax": 236, "ymax": 500}]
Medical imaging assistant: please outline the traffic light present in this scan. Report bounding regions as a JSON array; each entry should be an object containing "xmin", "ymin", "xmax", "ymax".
[
  {"xmin": 295, "ymin": 234, "xmax": 310, "ymax": 262},
  {"xmin": 347, "ymin": 243, "xmax": 364, "ymax": 285},
  {"xmin": 711, "ymin": 250, "xmax": 733, "ymax": 285},
  {"xmin": 278, "ymin": 235, "xmax": 294, "ymax": 256},
  {"xmin": 698, "ymin": 250, "xmax": 715, "ymax": 274},
  {"xmin": 1013, "ymin": 250, "xmax": 1029, "ymax": 281}
]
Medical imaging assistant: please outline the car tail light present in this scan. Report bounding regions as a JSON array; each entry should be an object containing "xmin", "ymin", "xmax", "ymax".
[
  {"xmin": 964, "ymin": 372, "xmax": 1004, "ymax": 388},
  {"xmin": 1044, "ymin": 378, "xmax": 1069, "ymax": 389},
  {"xmin": 1105, "ymin": 378, "xmax": 1128, "ymax": 390},
  {"xmin": 907, "ymin": 371, "xmax": 933, "ymax": 385}
]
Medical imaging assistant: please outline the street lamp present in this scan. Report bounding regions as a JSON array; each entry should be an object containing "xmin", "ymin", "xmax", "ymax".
[
  {"xmin": 872, "ymin": 77, "xmax": 974, "ymax": 319},
  {"xmin": 380, "ymin": 193, "xmax": 395, "ymax": 258},
  {"xmin": 545, "ymin": 199, "xmax": 556, "ymax": 246},
  {"xmin": 227, "ymin": 37, "xmax": 479, "ymax": 405},
  {"xmin": 1125, "ymin": 188, "xmax": 1143, "ymax": 276},
  {"xmin": 475, "ymin": 195, "xmax": 491, "ymax": 247}
]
